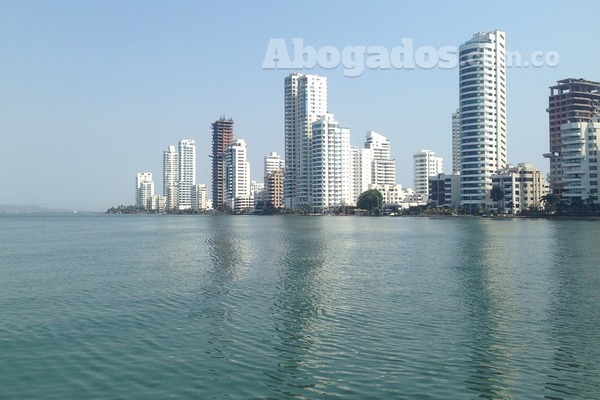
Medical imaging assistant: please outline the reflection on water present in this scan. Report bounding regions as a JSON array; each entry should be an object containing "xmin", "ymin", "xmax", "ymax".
[{"xmin": 1, "ymin": 215, "xmax": 599, "ymax": 399}]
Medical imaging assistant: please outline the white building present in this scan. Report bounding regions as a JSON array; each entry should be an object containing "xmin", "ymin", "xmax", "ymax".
[
  {"xmin": 191, "ymin": 184, "xmax": 209, "ymax": 211},
  {"xmin": 151, "ymin": 195, "xmax": 167, "ymax": 213},
  {"xmin": 310, "ymin": 113, "xmax": 353, "ymax": 212},
  {"xmin": 225, "ymin": 139, "xmax": 251, "ymax": 211},
  {"xmin": 177, "ymin": 139, "xmax": 196, "ymax": 210},
  {"xmin": 459, "ymin": 30, "xmax": 507, "ymax": 208},
  {"xmin": 163, "ymin": 145, "xmax": 179, "ymax": 210},
  {"xmin": 136, "ymin": 172, "xmax": 154, "ymax": 210},
  {"xmin": 283, "ymin": 73, "xmax": 328, "ymax": 209},
  {"xmin": 365, "ymin": 131, "xmax": 396, "ymax": 186},
  {"xmin": 452, "ymin": 109, "xmax": 461, "ymax": 174},
  {"xmin": 413, "ymin": 150, "xmax": 443, "ymax": 199},
  {"xmin": 559, "ymin": 118, "xmax": 600, "ymax": 203},
  {"xmin": 351, "ymin": 146, "xmax": 374, "ymax": 204},
  {"xmin": 264, "ymin": 152, "xmax": 285, "ymax": 176}
]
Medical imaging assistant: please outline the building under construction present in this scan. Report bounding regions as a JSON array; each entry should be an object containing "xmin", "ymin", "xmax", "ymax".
[{"xmin": 211, "ymin": 117, "xmax": 234, "ymax": 210}]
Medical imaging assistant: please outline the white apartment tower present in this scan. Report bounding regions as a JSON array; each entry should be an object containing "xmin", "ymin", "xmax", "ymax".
[
  {"xmin": 136, "ymin": 172, "xmax": 154, "ymax": 210},
  {"xmin": 452, "ymin": 109, "xmax": 461, "ymax": 174},
  {"xmin": 163, "ymin": 145, "xmax": 179, "ymax": 210},
  {"xmin": 351, "ymin": 146, "xmax": 374, "ymax": 204},
  {"xmin": 225, "ymin": 139, "xmax": 251, "ymax": 211},
  {"xmin": 284, "ymin": 73, "xmax": 328, "ymax": 209},
  {"xmin": 459, "ymin": 30, "xmax": 507, "ymax": 208},
  {"xmin": 310, "ymin": 113, "xmax": 353, "ymax": 212},
  {"xmin": 177, "ymin": 139, "xmax": 196, "ymax": 210},
  {"xmin": 559, "ymin": 118, "xmax": 600, "ymax": 203},
  {"xmin": 365, "ymin": 131, "xmax": 396, "ymax": 186},
  {"xmin": 264, "ymin": 151, "xmax": 285, "ymax": 176},
  {"xmin": 413, "ymin": 150, "xmax": 443, "ymax": 198}
]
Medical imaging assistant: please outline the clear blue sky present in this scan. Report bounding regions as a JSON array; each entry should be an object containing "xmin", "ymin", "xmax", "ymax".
[{"xmin": 1, "ymin": 0, "xmax": 598, "ymax": 211}]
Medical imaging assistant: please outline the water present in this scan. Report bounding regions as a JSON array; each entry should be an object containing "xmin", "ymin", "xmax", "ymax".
[{"xmin": 0, "ymin": 214, "xmax": 599, "ymax": 399}]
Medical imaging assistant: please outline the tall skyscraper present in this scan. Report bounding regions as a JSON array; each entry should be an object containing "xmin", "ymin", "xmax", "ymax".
[
  {"xmin": 310, "ymin": 113, "xmax": 353, "ymax": 212},
  {"xmin": 547, "ymin": 78, "xmax": 600, "ymax": 196},
  {"xmin": 177, "ymin": 139, "xmax": 196, "ymax": 210},
  {"xmin": 413, "ymin": 150, "xmax": 443, "ymax": 199},
  {"xmin": 451, "ymin": 109, "xmax": 461, "ymax": 174},
  {"xmin": 458, "ymin": 30, "xmax": 507, "ymax": 208},
  {"xmin": 163, "ymin": 145, "xmax": 179, "ymax": 210},
  {"xmin": 136, "ymin": 172, "xmax": 154, "ymax": 210},
  {"xmin": 284, "ymin": 73, "xmax": 328, "ymax": 209},
  {"xmin": 365, "ymin": 131, "xmax": 396, "ymax": 186},
  {"xmin": 212, "ymin": 117, "xmax": 234, "ymax": 210},
  {"xmin": 225, "ymin": 139, "xmax": 251, "ymax": 211}
]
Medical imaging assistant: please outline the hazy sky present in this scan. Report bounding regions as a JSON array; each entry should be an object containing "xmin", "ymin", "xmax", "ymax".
[{"xmin": 2, "ymin": 0, "xmax": 599, "ymax": 211}]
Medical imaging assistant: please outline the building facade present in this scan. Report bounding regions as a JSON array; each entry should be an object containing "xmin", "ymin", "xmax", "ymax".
[
  {"xmin": 429, "ymin": 173, "xmax": 461, "ymax": 208},
  {"xmin": 177, "ymin": 139, "xmax": 196, "ymax": 210},
  {"xmin": 365, "ymin": 131, "xmax": 396, "ymax": 186},
  {"xmin": 225, "ymin": 139, "xmax": 251, "ymax": 211},
  {"xmin": 283, "ymin": 73, "xmax": 328, "ymax": 209},
  {"xmin": 459, "ymin": 30, "xmax": 507, "ymax": 208},
  {"xmin": 559, "ymin": 118, "xmax": 600, "ymax": 203},
  {"xmin": 310, "ymin": 113, "xmax": 352, "ymax": 212},
  {"xmin": 547, "ymin": 78, "xmax": 600, "ymax": 196},
  {"xmin": 163, "ymin": 145, "xmax": 179, "ymax": 210},
  {"xmin": 452, "ymin": 109, "xmax": 461, "ymax": 174},
  {"xmin": 491, "ymin": 163, "xmax": 549, "ymax": 213},
  {"xmin": 136, "ymin": 172, "xmax": 154, "ymax": 210},
  {"xmin": 413, "ymin": 150, "xmax": 443, "ymax": 199},
  {"xmin": 264, "ymin": 152, "xmax": 285, "ymax": 208},
  {"xmin": 191, "ymin": 184, "xmax": 209, "ymax": 211},
  {"xmin": 351, "ymin": 146, "xmax": 374, "ymax": 204},
  {"xmin": 212, "ymin": 117, "xmax": 234, "ymax": 210}
]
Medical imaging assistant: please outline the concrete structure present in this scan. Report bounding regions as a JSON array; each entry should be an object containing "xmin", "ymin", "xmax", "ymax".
[
  {"xmin": 351, "ymin": 146, "xmax": 374, "ymax": 205},
  {"xmin": 310, "ymin": 113, "xmax": 353, "ymax": 212},
  {"xmin": 491, "ymin": 163, "xmax": 549, "ymax": 213},
  {"xmin": 177, "ymin": 139, "xmax": 196, "ymax": 210},
  {"xmin": 212, "ymin": 117, "xmax": 234, "ymax": 210},
  {"xmin": 459, "ymin": 30, "xmax": 507, "ymax": 208},
  {"xmin": 452, "ymin": 109, "xmax": 461, "ymax": 174},
  {"xmin": 413, "ymin": 150, "xmax": 443, "ymax": 200},
  {"xmin": 559, "ymin": 118, "xmax": 600, "ymax": 203},
  {"xmin": 265, "ymin": 169, "xmax": 284, "ymax": 208},
  {"xmin": 428, "ymin": 173, "xmax": 461, "ymax": 208},
  {"xmin": 163, "ymin": 145, "xmax": 179, "ymax": 210},
  {"xmin": 225, "ymin": 139, "xmax": 251, "ymax": 211},
  {"xmin": 151, "ymin": 195, "xmax": 166, "ymax": 213},
  {"xmin": 547, "ymin": 79, "xmax": 600, "ymax": 196},
  {"xmin": 264, "ymin": 152, "xmax": 285, "ymax": 176},
  {"xmin": 136, "ymin": 172, "xmax": 154, "ymax": 210},
  {"xmin": 283, "ymin": 73, "xmax": 328, "ymax": 209},
  {"xmin": 191, "ymin": 184, "xmax": 209, "ymax": 211},
  {"xmin": 365, "ymin": 131, "xmax": 396, "ymax": 186}
]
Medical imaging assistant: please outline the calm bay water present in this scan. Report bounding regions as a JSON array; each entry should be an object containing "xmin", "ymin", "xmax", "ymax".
[{"xmin": 0, "ymin": 214, "xmax": 599, "ymax": 399}]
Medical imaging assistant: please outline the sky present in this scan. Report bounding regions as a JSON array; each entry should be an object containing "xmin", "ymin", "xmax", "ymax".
[{"xmin": 1, "ymin": 0, "xmax": 599, "ymax": 211}]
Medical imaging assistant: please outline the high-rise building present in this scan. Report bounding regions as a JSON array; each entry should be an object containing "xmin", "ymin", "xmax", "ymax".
[
  {"xmin": 264, "ymin": 152, "xmax": 285, "ymax": 208},
  {"xmin": 163, "ymin": 145, "xmax": 179, "ymax": 210},
  {"xmin": 136, "ymin": 172, "xmax": 154, "ymax": 210},
  {"xmin": 558, "ymin": 118, "xmax": 600, "ymax": 203},
  {"xmin": 310, "ymin": 113, "xmax": 353, "ymax": 212},
  {"xmin": 212, "ymin": 117, "xmax": 234, "ymax": 210},
  {"xmin": 451, "ymin": 109, "xmax": 461, "ymax": 174},
  {"xmin": 459, "ymin": 30, "xmax": 507, "ymax": 208},
  {"xmin": 413, "ymin": 150, "xmax": 443, "ymax": 199},
  {"xmin": 351, "ymin": 146, "xmax": 374, "ymax": 204},
  {"xmin": 547, "ymin": 79, "xmax": 600, "ymax": 196},
  {"xmin": 225, "ymin": 139, "xmax": 251, "ymax": 211},
  {"xmin": 284, "ymin": 73, "xmax": 328, "ymax": 209},
  {"xmin": 191, "ymin": 183, "xmax": 209, "ymax": 211},
  {"xmin": 365, "ymin": 131, "xmax": 396, "ymax": 186},
  {"xmin": 177, "ymin": 139, "xmax": 196, "ymax": 210}
]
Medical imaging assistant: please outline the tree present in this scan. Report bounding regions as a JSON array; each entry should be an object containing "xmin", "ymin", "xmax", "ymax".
[
  {"xmin": 490, "ymin": 185, "xmax": 505, "ymax": 213},
  {"xmin": 541, "ymin": 193, "xmax": 560, "ymax": 213},
  {"xmin": 357, "ymin": 189, "xmax": 384, "ymax": 214}
]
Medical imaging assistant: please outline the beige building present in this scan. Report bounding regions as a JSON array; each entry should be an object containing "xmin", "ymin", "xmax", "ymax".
[{"xmin": 491, "ymin": 163, "xmax": 549, "ymax": 213}]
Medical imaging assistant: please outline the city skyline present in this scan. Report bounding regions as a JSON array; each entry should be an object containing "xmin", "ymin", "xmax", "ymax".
[{"xmin": 2, "ymin": 1, "xmax": 600, "ymax": 211}]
